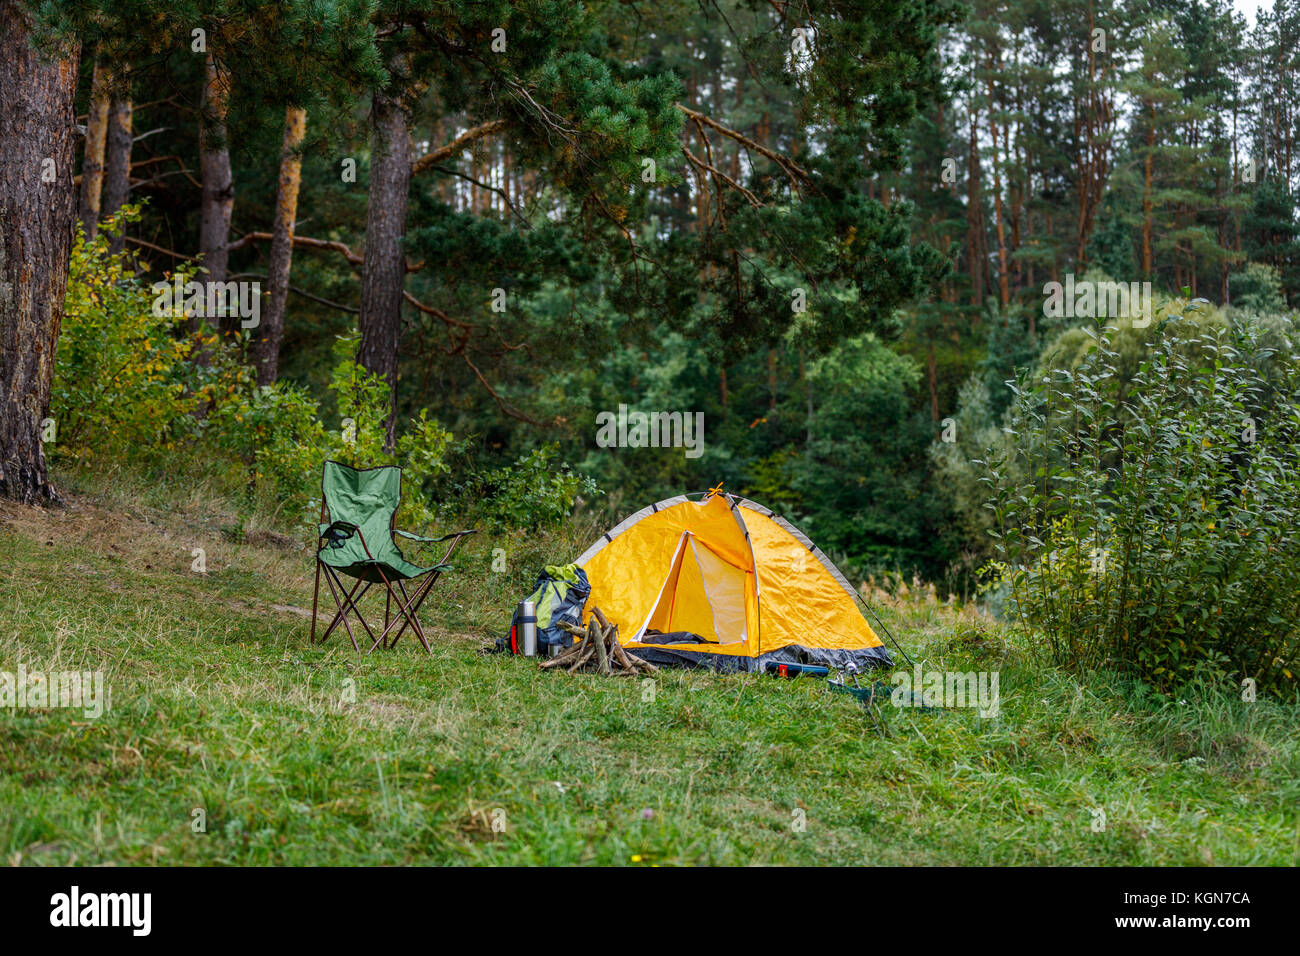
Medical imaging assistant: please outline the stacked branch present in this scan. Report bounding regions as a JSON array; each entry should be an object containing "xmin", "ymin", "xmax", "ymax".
[{"xmin": 540, "ymin": 606, "xmax": 658, "ymax": 677}]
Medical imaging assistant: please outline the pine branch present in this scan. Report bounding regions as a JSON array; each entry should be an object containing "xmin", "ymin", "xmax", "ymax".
[
  {"xmin": 225, "ymin": 234, "xmax": 546, "ymax": 426},
  {"xmin": 231, "ymin": 231, "xmax": 425, "ymax": 273},
  {"xmin": 411, "ymin": 119, "xmax": 507, "ymax": 176},
  {"xmin": 463, "ymin": 354, "xmax": 550, "ymax": 426},
  {"xmin": 227, "ymin": 273, "xmax": 359, "ymax": 314},
  {"xmin": 229, "ymin": 230, "xmax": 364, "ymax": 267},
  {"xmin": 676, "ymin": 104, "xmax": 811, "ymax": 194},
  {"xmin": 124, "ymin": 235, "xmax": 187, "ymax": 259},
  {"xmin": 402, "ymin": 290, "xmax": 473, "ymax": 330},
  {"xmin": 682, "ymin": 145, "xmax": 760, "ymax": 208},
  {"xmin": 424, "ymin": 163, "xmax": 530, "ymax": 228}
]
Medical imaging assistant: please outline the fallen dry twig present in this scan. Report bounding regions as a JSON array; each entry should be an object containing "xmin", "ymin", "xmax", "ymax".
[{"xmin": 540, "ymin": 608, "xmax": 656, "ymax": 676}]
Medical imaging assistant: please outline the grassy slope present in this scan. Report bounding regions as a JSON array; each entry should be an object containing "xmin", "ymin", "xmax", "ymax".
[{"xmin": 1, "ymin": 470, "xmax": 1297, "ymax": 866}]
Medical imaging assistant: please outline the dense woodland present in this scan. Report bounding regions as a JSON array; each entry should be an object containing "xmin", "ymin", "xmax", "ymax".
[{"xmin": 4, "ymin": 0, "xmax": 1300, "ymax": 608}]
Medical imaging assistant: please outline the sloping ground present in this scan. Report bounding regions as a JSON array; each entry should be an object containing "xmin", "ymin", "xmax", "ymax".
[{"xmin": 0, "ymin": 492, "xmax": 1297, "ymax": 865}]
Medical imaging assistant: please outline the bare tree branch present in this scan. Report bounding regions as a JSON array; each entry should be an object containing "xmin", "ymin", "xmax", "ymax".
[
  {"xmin": 231, "ymin": 230, "xmax": 422, "ymax": 270},
  {"xmin": 125, "ymin": 235, "xmax": 187, "ymax": 259},
  {"xmin": 463, "ymin": 353, "xmax": 550, "ymax": 425},
  {"xmin": 682, "ymin": 145, "xmax": 761, "ymax": 208},
  {"xmin": 676, "ymin": 103, "xmax": 811, "ymax": 194},
  {"xmin": 228, "ymin": 272, "xmax": 359, "ymax": 313},
  {"xmin": 411, "ymin": 119, "xmax": 507, "ymax": 176},
  {"xmin": 425, "ymin": 162, "xmax": 530, "ymax": 227}
]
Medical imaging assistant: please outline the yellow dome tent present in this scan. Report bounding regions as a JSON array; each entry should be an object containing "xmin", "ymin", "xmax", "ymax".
[{"xmin": 575, "ymin": 489, "xmax": 893, "ymax": 672}]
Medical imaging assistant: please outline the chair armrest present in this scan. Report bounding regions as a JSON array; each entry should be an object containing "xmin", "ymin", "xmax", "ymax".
[
  {"xmin": 395, "ymin": 528, "xmax": 478, "ymax": 544},
  {"xmin": 319, "ymin": 521, "xmax": 358, "ymax": 547}
]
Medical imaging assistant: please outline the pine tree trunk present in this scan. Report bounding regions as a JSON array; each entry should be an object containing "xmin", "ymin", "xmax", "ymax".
[
  {"xmin": 966, "ymin": 97, "xmax": 984, "ymax": 307},
  {"xmin": 503, "ymin": 140, "xmax": 512, "ymax": 210},
  {"xmin": 1010, "ymin": 61, "xmax": 1025, "ymax": 292},
  {"xmin": 79, "ymin": 62, "xmax": 110, "ymax": 241},
  {"xmin": 799, "ymin": 349, "xmax": 812, "ymax": 445},
  {"xmin": 1047, "ymin": 210, "xmax": 1058, "ymax": 284},
  {"xmin": 0, "ymin": 1, "xmax": 79, "ymax": 503},
  {"xmin": 987, "ymin": 63, "xmax": 1010, "ymax": 309},
  {"xmin": 1142, "ymin": 116, "xmax": 1154, "ymax": 279},
  {"xmin": 1219, "ymin": 162, "xmax": 1229, "ymax": 305},
  {"xmin": 254, "ymin": 105, "xmax": 307, "ymax": 386},
  {"xmin": 927, "ymin": 337, "xmax": 939, "ymax": 422},
  {"xmin": 359, "ymin": 84, "xmax": 412, "ymax": 446},
  {"xmin": 199, "ymin": 53, "xmax": 234, "ymax": 290},
  {"xmin": 101, "ymin": 91, "xmax": 132, "ymax": 255},
  {"xmin": 470, "ymin": 152, "xmax": 480, "ymax": 213},
  {"xmin": 767, "ymin": 349, "xmax": 777, "ymax": 411}
]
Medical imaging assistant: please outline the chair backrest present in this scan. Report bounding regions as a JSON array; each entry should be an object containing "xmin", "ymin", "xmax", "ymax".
[{"xmin": 322, "ymin": 462, "xmax": 402, "ymax": 553}]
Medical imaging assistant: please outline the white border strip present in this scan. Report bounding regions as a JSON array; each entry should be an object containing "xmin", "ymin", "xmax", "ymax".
[{"xmin": 574, "ymin": 494, "xmax": 690, "ymax": 566}]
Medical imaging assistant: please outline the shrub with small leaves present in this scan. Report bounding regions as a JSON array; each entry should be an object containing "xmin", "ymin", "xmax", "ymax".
[
  {"xmin": 459, "ymin": 444, "xmax": 598, "ymax": 531},
  {"xmin": 52, "ymin": 210, "xmax": 198, "ymax": 460},
  {"xmin": 983, "ymin": 312, "xmax": 1300, "ymax": 694},
  {"xmin": 213, "ymin": 331, "xmax": 456, "ymax": 531}
]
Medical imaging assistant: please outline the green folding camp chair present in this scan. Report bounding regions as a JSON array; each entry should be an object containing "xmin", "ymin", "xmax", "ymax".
[{"xmin": 311, "ymin": 461, "xmax": 476, "ymax": 654}]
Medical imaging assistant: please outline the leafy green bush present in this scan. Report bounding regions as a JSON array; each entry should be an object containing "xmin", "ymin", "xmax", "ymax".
[
  {"xmin": 207, "ymin": 376, "xmax": 328, "ymax": 504},
  {"xmin": 983, "ymin": 313, "xmax": 1300, "ymax": 694},
  {"xmin": 940, "ymin": 291, "xmax": 1226, "ymax": 567},
  {"xmin": 458, "ymin": 444, "xmax": 598, "ymax": 531},
  {"xmin": 52, "ymin": 211, "xmax": 199, "ymax": 459},
  {"xmin": 1229, "ymin": 262, "xmax": 1288, "ymax": 315},
  {"xmin": 207, "ymin": 331, "xmax": 456, "ymax": 530}
]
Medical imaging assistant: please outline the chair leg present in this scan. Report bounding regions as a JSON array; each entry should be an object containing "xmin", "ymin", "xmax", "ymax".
[
  {"xmin": 384, "ymin": 578, "xmax": 415, "ymax": 649},
  {"xmin": 368, "ymin": 532, "xmax": 470, "ymax": 653},
  {"xmin": 399, "ymin": 578, "xmax": 433, "ymax": 653},
  {"xmin": 370, "ymin": 572, "xmax": 438, "ymax": 654},
  {"xmin": 321, "ymin": 569, "xmax": 378, "ymax": 652},
  {"xmin": 342, "ymin": 575, "xmax": 380, "ymax": 645},
  {"xmin": 310, "ymin": 557, "xmax": 322, "ymax": 644},
  {"xmin": 320, "ymin": 570, "xmax": 361, "ymax": 652},
  {"xmin": 384, "ymin": 588, "xmax": 391, "ymax": 647},
  {"xmin": 384, "ymin": 579, "xmax": 418, "ymax": 651},
  {"xmin": 367, "ymin": 565, "xmax": 404, "ymax": 654}
]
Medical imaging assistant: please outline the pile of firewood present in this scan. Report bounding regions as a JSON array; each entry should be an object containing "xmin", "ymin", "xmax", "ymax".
[{"xmin": 542, "ymin": 606, "xmax": 658, "ymax": 676}]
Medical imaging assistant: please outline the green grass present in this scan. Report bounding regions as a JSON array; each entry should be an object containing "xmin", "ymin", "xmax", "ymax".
[{"xmin": 0, "ymin": 467, "xmax": 1297, "ymax": 865}]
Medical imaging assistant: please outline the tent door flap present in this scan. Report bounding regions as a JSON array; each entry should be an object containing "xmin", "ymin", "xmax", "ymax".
[{"xmin": 633, "ymin": 532, "xmax": 747, "ymax": 645}]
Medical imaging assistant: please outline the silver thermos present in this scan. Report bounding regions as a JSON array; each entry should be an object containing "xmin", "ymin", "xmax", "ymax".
[{"xmin": 519, "ymin": 600, "xmax": 538, "ymax": 657}]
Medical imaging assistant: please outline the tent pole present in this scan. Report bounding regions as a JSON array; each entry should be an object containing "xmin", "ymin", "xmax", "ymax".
[{"xmin": 850, "ymin": 588, "xmax": 914, "ymax": 666}]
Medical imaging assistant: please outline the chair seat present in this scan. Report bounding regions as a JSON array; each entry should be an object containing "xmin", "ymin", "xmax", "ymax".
[{"xmin": 320, "ymin": 550, "xmax": 446, "ymax": 583}]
